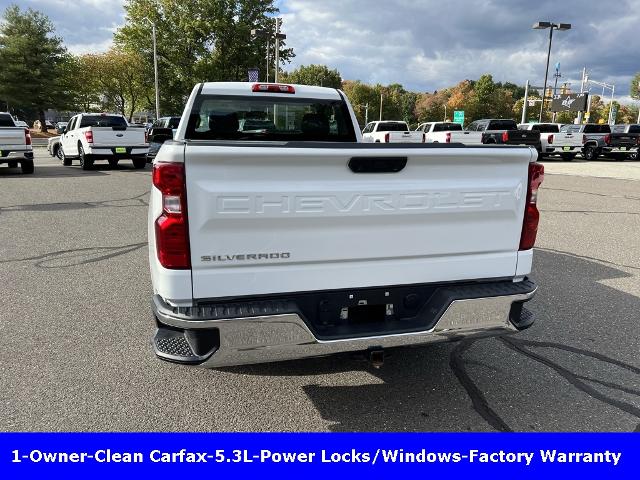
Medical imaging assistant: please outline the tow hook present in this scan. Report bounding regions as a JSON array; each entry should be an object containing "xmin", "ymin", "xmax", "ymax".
[{"xmin": 368, "ymin": 348, "xmax": 385, "ymax": 368}]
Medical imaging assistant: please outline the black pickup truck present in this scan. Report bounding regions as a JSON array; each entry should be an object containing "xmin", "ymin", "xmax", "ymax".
[{"xmin": 467, "ymin": 119, "xmax": 541, "ymax": 150}]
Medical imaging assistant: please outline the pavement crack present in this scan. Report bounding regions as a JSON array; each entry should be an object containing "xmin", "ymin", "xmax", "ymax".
[
  {"xmin": 0, "ymin": 242, "xmax": 148, "ymax": 268},
  {"xmin": 535, "ymin": 247, "xmax": 640, "ymax": 271},
  {"xmin": 449, "ymin": 339, "xmax": 513, "ymax": 432},
  {"xmin": 500, "ymin": 337, "xmax": 640, "ymax": 426},
  {"xmin": 542, "ymin": 186, "xmax": 640, "ymax": 201},
  {"xmin": 0, "ymin": 190, "xmax": 150, "ymax": 213}
]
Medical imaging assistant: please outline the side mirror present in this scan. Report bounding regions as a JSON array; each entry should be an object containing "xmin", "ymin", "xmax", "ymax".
[
  {"xmin": 62, "ymin": 127, "xmax": 67, "ymax": 134},
  {"xmin": 148, "ymin": 127, "xmax": 173, "ymax": 144}
]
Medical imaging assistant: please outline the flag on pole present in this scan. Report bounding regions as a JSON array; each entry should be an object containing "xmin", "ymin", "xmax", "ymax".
[{"xmin": 248, "ymin": 68, "xmax": 260, "ymax": 82}]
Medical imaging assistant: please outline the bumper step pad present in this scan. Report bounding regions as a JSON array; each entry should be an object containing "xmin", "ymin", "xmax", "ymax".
[{"xmin": 153, "ymin": 327, "xmax": 218, "ymax": 364}]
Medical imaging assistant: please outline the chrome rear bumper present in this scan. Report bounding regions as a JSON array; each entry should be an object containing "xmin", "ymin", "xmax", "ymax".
[{"xmin": 152, "ymin": 279, "xmax": 536, "ymax": 368}]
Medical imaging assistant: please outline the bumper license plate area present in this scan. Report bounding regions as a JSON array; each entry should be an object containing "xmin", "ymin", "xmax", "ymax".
[
  {"xmin": 115, "ymin": 147, "xmax": 127, "ymax": 154},
  {"xmin": 346, "ymin": 303, "xmax": 386, "ymax": 325}
]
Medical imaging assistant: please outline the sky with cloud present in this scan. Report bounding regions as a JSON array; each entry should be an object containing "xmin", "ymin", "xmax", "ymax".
[{"xmin": 5, "ymin": 0, "xmax": 639, "ymax": 102}]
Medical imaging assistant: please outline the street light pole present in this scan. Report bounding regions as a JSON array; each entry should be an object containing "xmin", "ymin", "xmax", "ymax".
[
  {"xmin": 152, "ymin": 23, "xmax": 160, "ymax": 120},
  {"xmin": 274, "ymin": 18, "xmax": 281, "ymax": 83},
  {"xmin": 533, "ymin": 22, "xmax": 571, "ymax": 122}
]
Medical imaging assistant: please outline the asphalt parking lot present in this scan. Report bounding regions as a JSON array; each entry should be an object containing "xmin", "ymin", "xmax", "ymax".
[{"xmin": 1, "ymin": 148, "xmax": 639, "ymax": 432}]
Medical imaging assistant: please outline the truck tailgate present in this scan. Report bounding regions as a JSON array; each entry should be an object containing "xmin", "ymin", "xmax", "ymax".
[
  {"xmin": 91, "ymin": 127, "xmax": 146, "ymax": 146},
  {"xmin": 552, "ymin": 132, "xmax": 581, "ymax": 147},
  {"xmin": 185, "ymin": 144, "xmax": 533, "ymax": 299},
  {"xmin": 0, "ymin": 128, "xmax": 25, "ymax": 147}
]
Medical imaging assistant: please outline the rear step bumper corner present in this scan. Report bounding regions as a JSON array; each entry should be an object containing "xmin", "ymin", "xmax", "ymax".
[{"xmin": 151, "ymin": 279, "xmax": 537, "ymax": 367}]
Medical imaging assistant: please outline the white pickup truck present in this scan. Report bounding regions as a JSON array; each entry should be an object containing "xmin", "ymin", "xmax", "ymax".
[
  {"xmin": 416, "ymin": 121, "xmax": 483, "ymax": 144},
  {"xmin": 0, "ymin": 112, "xmax": 34, "ymax": 174},
  {"xmin": 362, "ymin": 120, "xmax": 424, "ymax": 143},
  {"xmin": 148, "ymin": 82, "xmax": 543, "ymax": 367},
  {"xmin": 518, "ymin": 123, "xmax": 582, "ymax": 161},
  {"xmin": 58, "ymin": 113, "xmax": 149, "ymax": 170}
]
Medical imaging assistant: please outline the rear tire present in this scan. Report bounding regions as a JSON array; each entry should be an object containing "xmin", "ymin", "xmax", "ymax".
[
  {"xmin": 561, "ymin": 153, "xmax": 576, "ymax": 162},
  {"xmin": 21, "ymin": 159, "xmax": 34, "ymax": 174},
  {"xmin": 132, "ymin": 158, "xmax": 146, "ymax": 169},
  {"xmin": 582, "ymin": 145, "xmax": 598, "ymax": 161},
  {"xmin": 8, "ymin": 160, "xmax": 18, "ymax": 168},
  {"xmin": 79, "ymin": 145, "xmax": 93, "ymax": 170},
  {"xmin": 60, "ymin": 147, "xmax": 72, "ymax": 166}
]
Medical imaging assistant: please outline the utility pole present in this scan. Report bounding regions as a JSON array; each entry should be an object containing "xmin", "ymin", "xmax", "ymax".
[
  {"xmin": 379, "ymin": 93, "xmax": 383, "ymax": 121},
  {"xmin": 551, "ymin": 62, "xmax": 561, "ymax": 122},
  {"xmin": 577, "ymin": 67, "xmax": 586, "ymax": 124},
  {"xmin": 274, "ymin": 18, "xmax": 281, "ymax": 83},
  {"xmin": 540, "ymin": 26, "xmax": 553, "ymax": 122},
  {"xmin": 637, "ymin": 81, "xmax": 640, "ymax": 123},
  {"xmin": 364, "ymin": 103, "xmax": 369, "ymax": 125},
  {"xmin": 152, "ymin": 23, "xmax": 160, "ymax": 120},
  {"xmin": 266, "ymin": 38, "xmax": 270, "ymax": 82},
  {"xmin": 521, "ymin": 80, "xmax": 529, "ymax": 124}
]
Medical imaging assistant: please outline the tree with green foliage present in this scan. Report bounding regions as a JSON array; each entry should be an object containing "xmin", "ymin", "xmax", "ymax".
[
  {"xmin": 80, "ymin": 49, "xmax": 151, "ymax": 120},
  {"xmin": 0, "ymin": 5, "xmax": 73, "ymax": 131},
  {"xmin": 281, "ymin": 64, "xmax": 342, "ymax": 88},
  {"xmin": 630, "ymin": 72, "xmax": 640, "ymax": 101},
  {"xmin": 115, "ymin": 0, "xmax": 294, "ymax": 115}
]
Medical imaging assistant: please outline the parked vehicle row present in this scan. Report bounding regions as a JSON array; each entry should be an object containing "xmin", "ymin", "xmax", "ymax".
[
  {"xmin": 361, "ymin": 121, "xmax": 424, "ymax": 143},
  {"xmin": 415, "ymin": 122, "xmax": 483, "ymax": 144},
  {"xmin": 0, "ymin": 112, "xmax": 34, "ymax": 174}
]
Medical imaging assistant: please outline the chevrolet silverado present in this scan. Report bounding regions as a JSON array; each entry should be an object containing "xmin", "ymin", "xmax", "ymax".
[
  {"xmin": 0, "ymin": 112, "xmax": 34, "ymax": 174},
  {"xmin": 148, "ymin": 82, "xmax": 543, "ymax": 367}
]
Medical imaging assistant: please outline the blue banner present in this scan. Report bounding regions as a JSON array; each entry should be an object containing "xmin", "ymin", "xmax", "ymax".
[{"xmin": 1, "ymin": 433, "xmax": 638, "ymax": 477}]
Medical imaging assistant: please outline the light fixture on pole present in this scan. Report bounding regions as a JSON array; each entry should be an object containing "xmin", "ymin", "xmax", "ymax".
[{"xmin": 533, "ymin": 21, "xmax": 571, "ymax": 122}]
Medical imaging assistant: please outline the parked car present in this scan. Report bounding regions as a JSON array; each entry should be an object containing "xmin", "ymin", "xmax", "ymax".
[
  {"xmin": 518, "ymin": 123, "xmax": 583, "ymax": 161},
  {"xmin": 561, "ymin": 123, "xmax": 639, "ymax": 161},
  {"xmin": 148, "ymin": 81, "xmax": 542, "ymax": 367},
  {"xmin": 361, "ymin": 120, "xmax": 424, "ymax": 143},
  {"xmin": 55, "ymin": 122, "xmax": 68, "ymax": 134},
  {"xmin": 146, "ymin": 116, "xmax": 182, "ymax": 162},
  {"xmin": 58, "ymin": 113, "xmax": 149, "ymax": 169},
  {"xmin": 468, "ymin": 119, "xmax": 541, "ymax": 150},
  {"xmin": 416, "ymin": 121, "xmax": 483, "ymax": 144},
  {"xmin": 47, "ymin": 136, "xmax": 61, "ymax": 159},
  {"xmin": 0, "ymin": 112, "xmax": 34, "ymax": 173},
  {"xmin": 610, "ymin": 124, "xmax": 640, "ymax": 160}
]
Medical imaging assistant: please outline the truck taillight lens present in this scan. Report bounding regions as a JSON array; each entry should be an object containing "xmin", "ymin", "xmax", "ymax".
[
  {"xmin": 24, "ymin": 128, "xmax": 31, "ymax": 145},
  {"xmin": 153, "ymin": 163, "xmax": 190, "ymax": 269},
  {"xmin": 384, "ymin": 132, "xmax": 390, "ymax": 143},
  {"xmin": 84, "ymin": 131, "xmax": 94, "ymax": 143},
  {"xmin": 445, "ymin": 132, "xmax": 451, "ymax": 143},
  {"xmin": 603, "ymin": 134, "xmax": 611, "ymax": 145},
  {"xmin": 547, "ymin": 134, "xmax": 553, "ymax": 144},
  {"xmin": 502, "ymin": 131, "xmax": 509, "ymax": 142},
  {"xmin": 519, "ymin": 162, "xmax": 544, "ymax": 251},
  {"xmin": 422, "ymin": 133, "xmax": 426, "ymax": 143}
]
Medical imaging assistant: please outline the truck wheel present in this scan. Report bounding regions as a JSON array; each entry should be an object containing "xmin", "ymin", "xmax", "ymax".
[
  {"xmin": 582, "ymin": 145, "xmax": 598, "ymax": 161},
  {"xmin": 561, "ymin": 153, "xmax": 576, "ymax": 162},
  {"xmin": 79, "ymin": 145, "xmax": 93, "ymax": 170},
  {"xmin": 108, "ymin": 158, "xmax": 119, "ymax": 168},
  {"xmin": 60, "ymin": 147, "xmax": 72, "ymax": 166},
  {"xmin": 132, "ymin": 158, "xmax": 146, "ymax": 169},
  {"xmin": 8, "ymin": 161, "xmax": 18, "ymax": 168},
  {"xmin": 21, "ymin": 159, "xmax": 34, "ymax": 174}
]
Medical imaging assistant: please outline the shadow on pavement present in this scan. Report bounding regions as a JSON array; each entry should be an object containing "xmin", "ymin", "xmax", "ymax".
[{"xmin": 223, "ymin": 250, "xmax": 640, "ymax": 432}]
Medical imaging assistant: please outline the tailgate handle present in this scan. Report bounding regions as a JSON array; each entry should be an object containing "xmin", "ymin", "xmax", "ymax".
[{"xmin": 349, "ymin": 156, "xmax": 407, "ymax": 173}]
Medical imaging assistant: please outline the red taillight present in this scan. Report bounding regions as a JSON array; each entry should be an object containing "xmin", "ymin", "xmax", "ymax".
[
  {"xmin": 84, "ymin": 131, "xmax": 94, "ymax": 143},
  {"xmin": 603, "ymin": 134, "xmax": 611, "ymax": 145},
  {"xmin": 502, "ymin": 131, "xmax": 509, "ymax": 142},
  {"xmin": 24, "ymin": 128, "xmax": 31, "ymax": 146},
  {"xmin": 547, "ymin": 134, "xmax": 553, "ymax": 144},
  {"xmin": 153, "ymin": 163, "xmax": 190, "ymax": 269},
  {"xmin": 252, "ymin": 83, "xmax": 295, "ymax": 94},
  {"xmin": 637, "ymin": 136, "xmax": 640, "ymax": 145},
  {"xmin": 445, "ymin": 132, "xmax": 451, "ymax": 143},
  {"xmin": 519, "ymin": 162, "xmax": 544, "ymax": 251},
  {"xmin": 422, "ymin": 133, "xmax": 426, "ymax": 143},
  {"xmin": 384, "ymin": 132, "xmax": 390, "ymax": 143}
]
